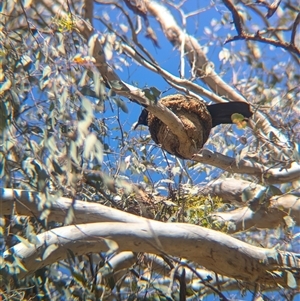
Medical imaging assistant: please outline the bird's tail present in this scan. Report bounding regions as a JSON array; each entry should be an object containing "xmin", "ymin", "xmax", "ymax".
[{"xmin": 207, "ymin": 102, "xmax": 253, "ymax": 127}]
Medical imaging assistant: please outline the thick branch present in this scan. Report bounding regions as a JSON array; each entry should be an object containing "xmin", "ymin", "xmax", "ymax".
[
  {"xmin": 200, "ymin": 179, "xmax": 300, "ymax": 232},
  {"xmin": 209, "ymin": 199, "xmax": 299, "ymax": 233},
  {"xmin": 193, "ymin": 150, "xmax": 300, "ymax": 184},
  {"xmin": 4, "ymin": 220, "xmax": 300, "ymax": 288},
  {"xmin": 200, "ymin": 178, "xmax": 268, "ymax": 205},
  {"xmin": 0, "ymin": 188, "xmax": 146, "ymax": 224}
]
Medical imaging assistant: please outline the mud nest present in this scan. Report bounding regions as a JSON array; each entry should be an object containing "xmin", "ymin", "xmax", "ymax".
[{"xmin": 148, "ymin": 94, "xmax": 212, "ymax": 159}]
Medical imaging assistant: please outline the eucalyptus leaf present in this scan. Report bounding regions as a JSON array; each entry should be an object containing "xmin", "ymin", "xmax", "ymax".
[
  {"xmin": 42, "ymin": 244, "xmax": 59, "ymax": 260},
  {"xmin": 42, "ymin": 66, "xmax": 51, "ymax": 78},
  {"xmin": 114, "ymin": 97, "xmax": 128, "ymax": 113},
  {"xmin": 284, "ymin": 270, "xmax": 297, "ymax": 289},
  {"xmin": 64, "ymin": 205, "xmax": 75, "ymax": 225}
]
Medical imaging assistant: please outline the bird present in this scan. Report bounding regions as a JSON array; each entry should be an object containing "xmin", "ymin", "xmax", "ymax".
[
  {"xmin": 134, "ymin": 94, "xmax": 253, "ymax": 159},
  {"xmin": 135, "ymin": 100, "xmax": 253, "ymax": 129}
]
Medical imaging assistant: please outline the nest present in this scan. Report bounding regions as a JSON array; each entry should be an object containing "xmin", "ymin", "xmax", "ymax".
[{"xmin": 147, "ymin": 94, "xmax": 212, "ymax": 159}]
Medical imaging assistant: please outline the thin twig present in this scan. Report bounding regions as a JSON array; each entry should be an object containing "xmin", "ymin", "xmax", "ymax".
[
  {"xmin": 291, "ymin": 12, "xmax": 300, "ymax": 46},
  {"xmin": 222, "ymin": 0, "xmax": 244, "ymax": 35},
  {"xmin": 223, "ymin": 0, "xmax": 300, "ymax": 57}
]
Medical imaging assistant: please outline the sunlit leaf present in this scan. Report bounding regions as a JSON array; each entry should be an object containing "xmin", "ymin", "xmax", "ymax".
[
  {"xmin": 283, "ymin": 216, "xmax": 295, "ymax": 229},
  {"xmin": 78, "ymin": 70, "xmax": 89, "ymax": 88},
  {"xmin": 88, "ymin": 33, "xmax": 98, "ymax": 57},
  {"xmin": 104, "ymin": 238, "xmax": 119, "ymax": 257},
  {"xmin": 42, "ymin": 66, "xmax": 51, "ymax": 78},
  {"xmin": 64, "ymin": 205, "xmax": 75, "ymax": 225},
  {"xmin": 219, "ymin": 48, "xmax": 230, "ymax": 63},
  {"xmin": 13, "ymin": 256, "xmax": 28, "ymax": 272},
  {"xmin": 56, "ymin": 32, "xmax": 66, "ymax": 54},
  {"xmin": 0, "ymin": 78, "xmax": 12, "ymax": 94},
  {"xmin": 284, "ymin": 270, "xmax": 297, "ymax": 289},
  {"xmin": 120, "ymin": 23, "xmax": 128, "ymax": 32},
  {"xmin": 231, "ymin": 113, "xmax": 248, "ymax": 129},
  {"xmin": 42, "ymin": 244, "xmax": 59, "ymax": 260},
  {"xmin": 14, "ymin": 235, "xmax": 32, "ymax": 247},
  {"xmin": 109, "ymin": 80, "xmax": 127, "ymax": 91},
  {"xmin": 83, "ymin": 133, "xmax": 97, "ymax": 160},
  {"xmin": 39, "ymin": 208, "xmax": 51, "ymax": 221},
  {"xmin": 104, "ymin": 40, "xmax": 113, "ymax": 60},
  {"xmin": 143, "ymin": 175, "xmax": 149, "ymax": 183},
  {"xmin": 69, "ymin": 140, "xmax": 79, "ymax": 164},
  {"xmin": 93, "ymin": 70, "xmax": 102, "ymax": 97},
  {"xmin": 94, "ymin": 139, "xmax": 103, "ymax": 164},
  {"xmin": 81, "ymin": 96, "xmax": 93, "ymax": 118}
]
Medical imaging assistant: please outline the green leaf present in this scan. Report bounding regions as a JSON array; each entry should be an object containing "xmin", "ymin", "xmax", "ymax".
[
  {"xmin": 267, "ymin": 185, "xmax": 282, "ymax": 196},
  {"xmin": 241, "ymin": 186, "xmax": 266, "ymax": 203},
  {"xmin": 143, "ymin": 87, "xmax": 160, "ymax": 103},
  {"xmin": 231, "ymin": 113, "xmax": 247, "ymax": 129},
  {"xmin": 150, "ymin": 86, "xmax": 161, "ymax": 98},
  {"xmin": 109, "ymin": 80, "xmax": 125, "ymax": 91},
  {"xmin": 10, "ymin": 90, "xmax": 20, "ymax": 111},
  {"xmin": 114, "ymin": 97, "xmax": 128, "ymax": 113},
  {"xmin": 59, "ymin": 87, "xmax": 68, "ymax": 109}
]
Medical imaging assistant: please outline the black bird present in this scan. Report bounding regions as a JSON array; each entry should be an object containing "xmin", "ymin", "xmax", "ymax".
[{"xmin": 134, "ymin": 101, "xmax": 252, "ymax": 129}]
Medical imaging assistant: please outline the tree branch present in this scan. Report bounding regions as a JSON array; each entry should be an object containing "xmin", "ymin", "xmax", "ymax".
[
  {"xmin": 223, "ymin": 0, "xmax": 300, "ymax": 57},
  {"xmin": 193, "ymin": 150, "xmax": 300, "ymax": 184},
  {"xmin": 209, "ymin": 196, "xmax": 300, "ymax": 233},
  {"xmin": 121, "ymin": 43, "xmax": 229, "ymax": 104},
  {"xmin": 4, "ymin": 217, "xmax": 300, "ymax": 288},
  {"xmin": 145, "ymin": 1, "xmax": 248, "ymax": 103},
  {"xmin": 0, "ymin": 188, "xmax": 147, "ymax": 224},
  {"xmin": 222, "ymin": 0, "xmax": 244, "ymax": 35},
  {"xmin": 291, "ymin": 12, "xmax": 300, "ymax": 46},
  {"xmin": 200, "ymin": 179, "xmax": 300, "ymax": 232}
]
